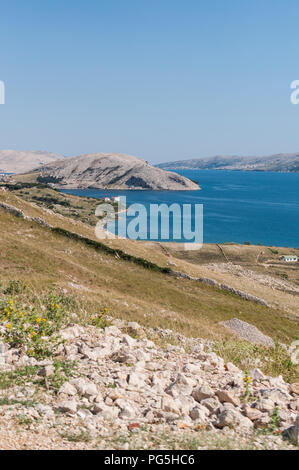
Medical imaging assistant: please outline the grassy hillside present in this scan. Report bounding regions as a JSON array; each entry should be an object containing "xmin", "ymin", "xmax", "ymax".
[
  {"xmin": 2, "ymin": 181, "xmax": 299, "ymax": 316},
  {"xmin": 0, "ymin": 187, "xmax": 298, "ymax": 381}
]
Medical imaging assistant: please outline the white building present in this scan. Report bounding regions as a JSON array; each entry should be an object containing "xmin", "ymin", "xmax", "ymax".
[{"xmin": 280, "ymin": 255, "xmax": 298, "ymax": 263}]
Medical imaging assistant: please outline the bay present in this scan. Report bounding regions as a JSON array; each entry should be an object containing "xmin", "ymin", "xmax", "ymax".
[{"xmin": 61, "ymin": 170, "xmax": 299, "ymax": 248}]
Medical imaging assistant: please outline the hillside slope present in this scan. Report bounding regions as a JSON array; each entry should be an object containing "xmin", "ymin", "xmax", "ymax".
[
  {"xmin": 1, "ymin": 183, "xmax": 298, "ymax": 317},
  {"xmin": 35, "ymin": 153, "xmax": 200, "ymax": 190},
  {"xmin": 157, "ymin": 153, "xmax": 299, "ymax": 172},
  {"xmin": 0, "ymin": 189, "xmax": 298, "ymax": 450},
  {"xmin": 0, "ymin": 187, "xmax": 298, "ymax": 346}
]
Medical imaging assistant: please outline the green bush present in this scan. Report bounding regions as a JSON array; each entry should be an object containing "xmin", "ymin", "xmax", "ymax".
[{"xmin": 4, "ymin": 280, "xmax": 23, "ymax": 295}]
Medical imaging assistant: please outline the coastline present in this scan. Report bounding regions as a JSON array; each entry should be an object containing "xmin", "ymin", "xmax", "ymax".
[{"xmin": 60, "ymin": 168, "xmax": 299, "ymax": 249}]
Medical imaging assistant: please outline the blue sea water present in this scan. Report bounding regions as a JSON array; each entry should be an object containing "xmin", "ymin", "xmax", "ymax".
[{"xmin": 61, "ymin": 170, "xmax": 299, "ymax": 248}]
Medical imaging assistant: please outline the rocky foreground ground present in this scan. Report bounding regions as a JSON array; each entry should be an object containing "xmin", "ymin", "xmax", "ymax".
[{"xmin": 0, "ymin": 319, "xmax": 298, "ymax": 450}]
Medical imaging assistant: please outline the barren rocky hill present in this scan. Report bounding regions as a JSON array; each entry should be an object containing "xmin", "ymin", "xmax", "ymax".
[
  {"xmin": 35, "ymin": 153, "xmax": 200, "ymax": 190},
  {"xmin": 157, "ymin": 153, "xmax": 299, "ymax": 172},
  {"xmin": 0, "ymin": 150, "xmax": 64, "ymax": 174}
]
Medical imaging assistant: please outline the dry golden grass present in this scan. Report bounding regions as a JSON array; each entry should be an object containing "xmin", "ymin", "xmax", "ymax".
[
  {"xmin": 4, "ymin": 183, "xmax": 299, "ymax": 314},
  {"xmin": 0, "ymin": 195, "xmax": 297, "ymax": 343}
]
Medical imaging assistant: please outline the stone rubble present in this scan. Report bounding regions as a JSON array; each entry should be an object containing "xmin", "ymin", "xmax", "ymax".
[
  {"xmin": 0, "ymin": 320, "xmax": 298, "ymax": 449},
  {"xmin": 220, "ymin": 318, "xmax": 275, "ymax": 348}
]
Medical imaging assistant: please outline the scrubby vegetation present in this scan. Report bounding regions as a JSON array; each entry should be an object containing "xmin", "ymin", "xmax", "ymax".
[
  {"xmin": 1, "ymin": 289, "xmax": 70, "ymax": 358},
  {"xmin": 0, "ymin": 182, "xmax": 50, "ymax": 191},
  {"xmin": 213, "ymin": 339, "xmax": 298, "ymax": 383},
  {"xmin": 1, "ymin": 182, "xmax": 102, "ymax": 225},
  {"xmin": 32, "ymin": 195, "xmax": 71, "ymax": 207},
  {"xmin": 51, "ymin": 226, "xmax": 172, "ymax": 274}
]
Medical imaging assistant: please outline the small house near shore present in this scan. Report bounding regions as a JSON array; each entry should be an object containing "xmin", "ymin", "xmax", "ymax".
[{"xmin": 280, "ymin": 255, "xmax": 298, "ymax": 263}]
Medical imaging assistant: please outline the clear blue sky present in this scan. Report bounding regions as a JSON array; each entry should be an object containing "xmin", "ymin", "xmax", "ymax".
[{"xmin": 1, "ymin": 0, "xmax": 299, "ymax": 163}]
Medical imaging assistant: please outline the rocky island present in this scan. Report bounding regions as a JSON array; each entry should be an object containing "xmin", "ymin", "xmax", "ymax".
[{"xmin": 34, "ymin": 152, "xmax": 200, "ymax": 190}]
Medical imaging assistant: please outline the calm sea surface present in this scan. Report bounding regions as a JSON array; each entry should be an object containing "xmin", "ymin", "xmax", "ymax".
[{"xmin": 61, "ymin": 170, "xmax": 299, "ymax": 248}]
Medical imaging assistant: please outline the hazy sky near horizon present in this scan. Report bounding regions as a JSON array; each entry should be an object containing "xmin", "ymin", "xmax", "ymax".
[{"xmin": 1, "ymin": 0, "xmax": 299, "ymax": 164}]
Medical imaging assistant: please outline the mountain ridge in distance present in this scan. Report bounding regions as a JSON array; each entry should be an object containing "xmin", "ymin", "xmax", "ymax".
[
  {"xmin": 0, "ymin": 150, "xmax": 64, "ymax": 174},
  {"xmin": 157, "ymin": 153, "xmax": 299, "ymax": 172}
]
